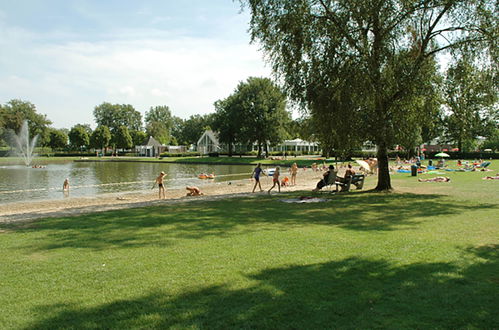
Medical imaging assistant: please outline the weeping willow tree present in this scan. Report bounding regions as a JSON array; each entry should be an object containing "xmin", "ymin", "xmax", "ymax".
[{"xmin": 242, "ymin": 0, "xmax": 498, "ymax": 190}]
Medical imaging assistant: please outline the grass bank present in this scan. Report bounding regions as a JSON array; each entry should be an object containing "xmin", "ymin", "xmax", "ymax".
[{"xmin": 1, "ymin": 167, "xmax": 498, "ymax": 328}]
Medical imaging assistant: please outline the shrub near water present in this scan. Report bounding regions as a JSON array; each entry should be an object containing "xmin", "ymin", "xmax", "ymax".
[{"xmin": 0, "ymin": 165, "xmax": 498, "ymax": 328}]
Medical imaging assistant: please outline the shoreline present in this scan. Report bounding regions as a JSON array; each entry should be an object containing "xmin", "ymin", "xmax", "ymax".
[{"xmin": 0, "ymin": 169, "xmax": 331, "ymax": 223}]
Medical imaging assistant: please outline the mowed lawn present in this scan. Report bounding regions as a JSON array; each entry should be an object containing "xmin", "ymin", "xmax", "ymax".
[{"xmin": 1, "ymin": 164, "xmax": 498, "ymax": 329}]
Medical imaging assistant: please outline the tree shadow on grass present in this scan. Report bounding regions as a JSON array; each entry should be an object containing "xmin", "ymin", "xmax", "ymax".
[
  {"xmin": 3, "ymin": 192, "xmax": 496, "ymax": 252},
  {"xmin": 25, "ymin": 245, "xmax": 498, "ymax": 329}
]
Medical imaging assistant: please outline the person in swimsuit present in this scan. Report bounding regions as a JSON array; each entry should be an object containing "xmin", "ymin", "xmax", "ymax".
[
  {"xmin": 268, "ymin": 167, "xmax": 281, "ymax": 194},
  {"xmin": 418, "ymin": 176, "xmax": 450, "ymax": 182},
  {"xmin": 337, "ymin": 164, "xmax": 355, "ymax": 183},
  {"xmin": 290, "ymin": 163, "xmax": 298, "ymax": 185},
  {"xmin": 186, "ymin": 186, "xmax": 203, "ymax": 196},
  {"xmin": 63, "ymin": 178, "xmax": 70, "ymax": 196},
  {"xmin": 155, "ymin": 171, "xmax": 167, "ymax": 199},
  {"xmin": 251, "ymin": 163, "xmax": 264, "ymax": 193}
]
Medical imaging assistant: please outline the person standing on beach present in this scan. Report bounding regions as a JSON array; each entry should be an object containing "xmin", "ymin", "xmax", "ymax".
[
  {"xmin": 155, "ymin": 171, "xmax": 167, "ymax": 199},
  {"xmin": 290, "ymin": 163, "xmax": 298, "ymax": 185},
  {"xmin": 251, "ymin": 163, "xmax": 264, "ymax": 193},
  {"xmin": 268, "ymin": 167, "xmax": 281, "ymax": 194}
]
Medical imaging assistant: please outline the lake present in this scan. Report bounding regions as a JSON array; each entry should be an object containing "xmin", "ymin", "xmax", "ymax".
[{"xmin": 0, "ymin": 161, "xmax": 257, "ymax": 204}]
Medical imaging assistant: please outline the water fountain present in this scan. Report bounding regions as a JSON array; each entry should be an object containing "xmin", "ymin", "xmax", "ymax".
[{"xmin": 8, "ymin": 120, "xmax": 38, "ymax": 166}]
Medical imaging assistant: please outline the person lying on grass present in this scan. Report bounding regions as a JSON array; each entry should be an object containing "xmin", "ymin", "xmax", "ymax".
[
  {"xmin": 418, "ymin": 176, "xmax": 451, "ymax": 182},
  {"xmin": 482, "ymin": 174, "xmax": 499, "ymax": 180}
]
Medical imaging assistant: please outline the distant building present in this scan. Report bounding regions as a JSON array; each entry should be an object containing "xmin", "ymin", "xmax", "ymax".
[
  {"xmin": 197, "ymin": 130, "xmax": 221, "ymax": 154},
  {"xmin": 167, "ymin": 145, "xmax": 188, "ymax": 153},
  {"xmin": 266, "ymin": 138, "xmax": 320, "ymax": 154},
  {"xmin": 135, "ymin": 136, "xmax": 166, "ymax": 157},
  {"xmin": 196, "ymin": 130, "xmax": 320, "ymax": 155}
]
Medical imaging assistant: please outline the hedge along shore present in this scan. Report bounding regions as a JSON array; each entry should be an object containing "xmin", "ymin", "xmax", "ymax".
[
  {"xmin": 0, "ymin": 167, "xmax": 341, "ymax": 223},
  {"xmin": 73, "ymin": 157, "xmax": 322, "ymax": 167}
]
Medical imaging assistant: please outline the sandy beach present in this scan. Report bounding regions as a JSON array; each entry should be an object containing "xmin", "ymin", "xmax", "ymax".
[{"xmin": 0, "ymin": 168, "xmax": 340, "ymax": 223}]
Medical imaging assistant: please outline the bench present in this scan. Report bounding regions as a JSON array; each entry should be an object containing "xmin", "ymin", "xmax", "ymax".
[
  {"xmin": 335, "ymin": 176, "xmax": 352, "ymax": 192},
  {"xmin": 351, "ymin": 174, "xmax": 365, "ymax": 190},
  {"xmin": 335, "ymin": 174, "xmax": 365, "ymax": 192}
]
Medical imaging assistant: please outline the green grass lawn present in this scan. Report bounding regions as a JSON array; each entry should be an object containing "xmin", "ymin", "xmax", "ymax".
[{"xmin": 1, "ymin": 165, "xmax": 498, "ymax": 328}]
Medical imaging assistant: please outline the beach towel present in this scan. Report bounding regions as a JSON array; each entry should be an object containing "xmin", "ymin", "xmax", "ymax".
[{"xmin": 280, "ymin": 197, "xmax": 330, "ymax": 203}]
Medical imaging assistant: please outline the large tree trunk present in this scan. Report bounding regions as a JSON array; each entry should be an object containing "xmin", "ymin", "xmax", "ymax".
[
  {"xmin": 228, "ymin": 142, "xmax": 233, "ymax": 157},
  {"xmin": 375, "ymin": 143, "xmax": 392, "ymax": 191}
]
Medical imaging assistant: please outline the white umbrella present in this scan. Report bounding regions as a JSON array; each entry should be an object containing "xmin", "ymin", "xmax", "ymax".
[
  {"xmin": 356, "ymin": 160, "xmax": 371, "ymax": 172},
  {"xmin": 435, "ymin": 152, "xmax": 450, "ymax": 157}
]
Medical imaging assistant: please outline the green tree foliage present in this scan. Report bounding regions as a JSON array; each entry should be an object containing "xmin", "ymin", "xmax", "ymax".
[
  {"xmin": 0, "ymin": 99, "xmax": 52, "ymax": 146},
  {"xmin": 181, "ymin": 114, "xmax": 216, "ymax": 146},
  {"xmin": 443, "ymin": 57, "xmax": 498, "ymax": 152},
  {"xmin": 285, "ymin": 117, "xmax": 315, "ymax": 142},
  {"xmin": 145, "ymin": 105, "xmax": 173, "ymax": 145},
  {"xmin": 68, "ymin": 124, "xmax": 91, "ymax": 150},
  {"xmin": 130, "ymin": 130, "xmax": 148, "ymax": 146},
  {"xmin": 242, "ymin": 0, "xmax": 498, "ymax": 190},
  {"xmin": 171, "ymin": 116, "xmax": 186, "ymax": 145},
  {"xmin": 93, "ymin": 103, "xmax": 142, "ymax": 133},
  {"xmin": 90, "ymin": 126, "xmax": 111, "ymax": 151},
  {"xmin": 481, "ymin": 128, "xmax": 499, "ymax": 151},
  {"xmin": 213, "ymin": 77, "xmax": 289, "ymax": 157},
  {"xmin": 48, "ymin": 128, "xmax": 68, "ymax": 150},
  {"xmin": 238, "ymin": 77, "xmax": 289, "ymax": 157},
  {"xmin": 113, "ymin": 126, "xmax": 133, "ymax": 150},
  {"xmin": 212, "ymin": 95, "xmax": 241, "ymax": 156}
]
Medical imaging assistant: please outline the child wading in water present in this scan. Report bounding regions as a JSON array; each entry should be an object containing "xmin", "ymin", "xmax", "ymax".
[{"xmin": 268, "ymin": 167, "xmax": 281, "ymax": 194}]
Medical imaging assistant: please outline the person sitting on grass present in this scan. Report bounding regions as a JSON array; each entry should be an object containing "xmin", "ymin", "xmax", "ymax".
[
  {"xmin": 186, "ymin": 186, "xmax": 203, "ymax": 196},
  {"xmin": 418, "ymin": 176, "xmax": 451, "ymax": 182},
  {"xmin": 312, "ymin": 165, "xmax": 336, "ymax": 191}
]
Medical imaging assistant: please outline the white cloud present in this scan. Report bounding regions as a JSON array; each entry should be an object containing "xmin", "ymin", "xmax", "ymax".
[{"xmin": 0, "ymin": 28, "xmax": 270, "ymax": 128}]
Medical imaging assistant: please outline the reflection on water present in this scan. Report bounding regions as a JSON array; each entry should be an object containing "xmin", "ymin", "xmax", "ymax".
[{"xmin": 0, "ymin": 162, "xmax": 256, "ymax": 204}]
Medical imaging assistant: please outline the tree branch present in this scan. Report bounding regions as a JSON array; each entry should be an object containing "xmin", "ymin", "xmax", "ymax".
[{"xmin": 316, "ymin": 0, "xmax": 365, "ymax": 55}]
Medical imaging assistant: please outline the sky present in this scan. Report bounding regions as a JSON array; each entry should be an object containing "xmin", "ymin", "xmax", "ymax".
[{"xmin": 0, "ymin": 0, "xmax": 271, "ymax": 129}]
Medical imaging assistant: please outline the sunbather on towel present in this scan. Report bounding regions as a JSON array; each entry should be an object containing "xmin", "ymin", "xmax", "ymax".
[
  {"xmin": 482, "ymin": 175, "xmax": 499, "ymax": 180},
  {"xmin": 418, "ymin": 176, "xmax": 451, "ymax": 182}
]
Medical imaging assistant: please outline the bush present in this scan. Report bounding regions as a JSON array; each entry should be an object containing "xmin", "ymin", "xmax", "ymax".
[{"xmin": 159, "ymin": 152, "xmax": 202, "ymax": 158}]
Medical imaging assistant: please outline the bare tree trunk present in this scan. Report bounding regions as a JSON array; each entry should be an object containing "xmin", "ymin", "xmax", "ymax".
[{"xmin": 375, "ymin": 143, "xmax": 392, "ymax": 191}]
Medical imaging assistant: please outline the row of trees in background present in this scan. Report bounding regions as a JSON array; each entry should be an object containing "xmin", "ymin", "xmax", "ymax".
[
  {"xmin": 212, "ymin": 77, "xmax": 290, "ymax": 157},
  {"xmin": 0, "ymin": 100, "xmax": 216, "ymax": 152}
]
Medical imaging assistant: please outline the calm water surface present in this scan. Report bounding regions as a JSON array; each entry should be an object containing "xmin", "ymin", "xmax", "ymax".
[{"xmin": 0, "ymin": 161, "xmax": 257, "ymax": 204}]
